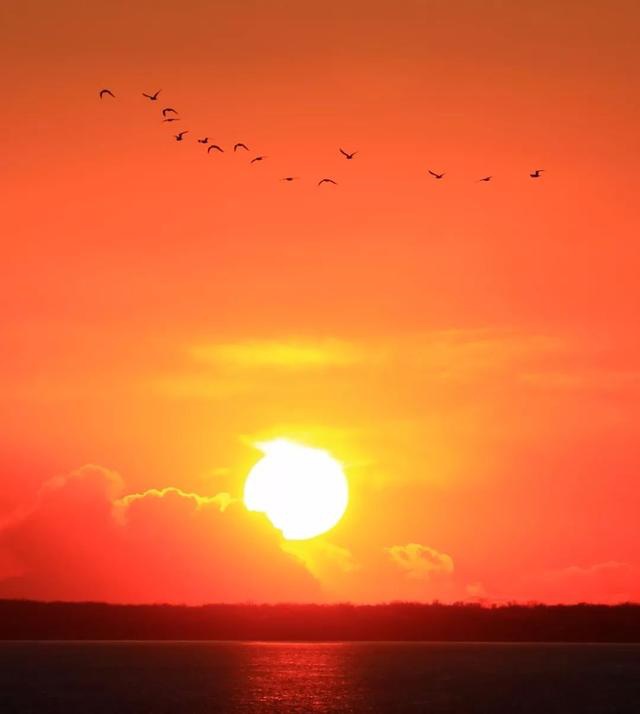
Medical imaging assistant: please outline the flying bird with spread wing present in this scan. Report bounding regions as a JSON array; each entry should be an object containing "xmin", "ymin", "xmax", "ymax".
[
  {"xmin": 234, "ymin": 143, "xmax": 250, "ymax": 152},
  {"xmin": 162, "ymin": 108, "xmax": 178, "ymax": 117},
  {"xmin": 174, "ymin": 132, "xmax": 189, "ymax": 141},
  {"xmin": 530, "ymin": 169, "xmax": 544, "ymax": 178},
  {"xmin": 99, "ymin": 89, "xmax": 115, "ymax": 99},
  {"xmin": 250, "ymin": 156, "xmax": 267, "ymax": 164},
  {"xmin": 428, "ymin": 170, "xmax": 446, "ymax": 179},
  {"xmin": 340, "ymin": 148, "xmax": 357, "ymax": 160},
  {"xmin": 162, "ymin": 118, "xmax": 180, "ymax": 123},
  {"xmin": 207, "ymin": 144, "xmax": 224, "ymax": 153},
  {"xmin": 197, "ymin": 137, "xmax": 209, "ymax": 144},
  {"xmin": 142, "ymin": 90, "xmax": 161, "ymax": 101},
  {"xmin": 318, "ymin": 178, "xmax": 337, "ymax": 186},
  {"xmin": 478, "ymin": 176, "xmax": 492, "ymax": 182}
]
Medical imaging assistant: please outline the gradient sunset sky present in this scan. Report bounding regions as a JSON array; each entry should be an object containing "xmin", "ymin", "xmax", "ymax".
[{"xmin": 1, "ymin": 0, "xmax": 639, "ymax": 604}]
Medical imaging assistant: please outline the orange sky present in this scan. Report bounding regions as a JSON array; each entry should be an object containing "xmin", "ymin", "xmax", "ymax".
[{"xmin": 1, "ymin": 0, "xmax": 640, "ymax": 604}]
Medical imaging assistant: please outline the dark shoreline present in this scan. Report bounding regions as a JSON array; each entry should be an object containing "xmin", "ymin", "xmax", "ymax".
[{"xmin": 2, "ymin": 600, "xmax": 640, "ymax": 642}]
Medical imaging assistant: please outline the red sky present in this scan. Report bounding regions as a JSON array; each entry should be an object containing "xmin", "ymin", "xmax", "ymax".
[{"xmin": 1, "ymin": 0, "xmax": 639, "ymax": 604}]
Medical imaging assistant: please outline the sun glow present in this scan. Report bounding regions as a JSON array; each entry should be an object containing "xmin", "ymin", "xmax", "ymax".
[{"xmin": 243, "ymin": 439, "xmax": 349, "ymax": 540}]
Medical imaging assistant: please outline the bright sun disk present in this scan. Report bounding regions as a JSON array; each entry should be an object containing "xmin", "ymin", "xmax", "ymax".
[{"xmin": 243, "ymin": 439, "xmax": 348, "ymax": 540}]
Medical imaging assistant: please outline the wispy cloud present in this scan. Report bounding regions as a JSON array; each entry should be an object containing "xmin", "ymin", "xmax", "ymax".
[
  {"xmin": 282, "ymin": 540, "xmax": 360, "ymax": 580},
  {"xmin": 509, "ymin": 561, "xmax": 640, "ymax": 604},
  {"xmin": 520, "ymin": 370, "xmax": 640, "ymax": 392},
  {"xmin": 152, "ymin": 328, "xmax": 567, "ymax": 400},
  {"xmin": 385, "ymin": 543, "xmax": 454, "ymax": 580},
  {"xmin": 190, "ymin": 339, "xmax": 365, "ymax": 370}
]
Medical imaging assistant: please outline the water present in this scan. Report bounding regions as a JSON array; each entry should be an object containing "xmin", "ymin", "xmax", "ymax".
[{"xmin": 0, "ymin": 642, "xmax": 638, "ymax": 713}]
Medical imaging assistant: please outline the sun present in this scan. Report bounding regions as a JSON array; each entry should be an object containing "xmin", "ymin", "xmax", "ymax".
[{"xmin": 243, "ymin": 439, "xmax": 349, "ymax": 540}]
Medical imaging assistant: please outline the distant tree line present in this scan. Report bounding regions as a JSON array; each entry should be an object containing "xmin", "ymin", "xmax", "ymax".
[{"xmin": 1, "ymin": 600, "xmax": 639, "ymax": 642}]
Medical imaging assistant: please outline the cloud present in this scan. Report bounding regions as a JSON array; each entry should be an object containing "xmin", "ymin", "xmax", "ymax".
[
  {"xmin": 554, "ymin": 562, "xmax": 631, "ymax": 578},
  {"xmin": 518, "ymin": 561, "xmax": 639, "ymax": 604},
  {"xmin": 152, "ymin": 338, "xmax": 366, "ymax": 399},
  {"xmin": 385, "ymin": 543, "xmax": 454, "ymax": 581},
  {"xmin": 114, "ymin": 487, "xmax": 233, "ymax": 523},
  {"xmin": 282, "ymin": 540, "xmax": 460, "ymax": 603},
  {"xmin": 152, "ymin": 328, "xmax": 565, "ymax": 403},
  {"xmin": 0, "ymin": 466, "xmax": 464, "ymax": 605},
  {"xmin": 0, "ymin": 465, "xmax": 318, "ymax": 604},
  {"xmin": 282, "ymin": 540, "xmax": 360, "ymax": 581},
  {"xmin": 520, "ymin": 370, "xmax": 640, "ymax": 393},
  {"xmin": 307, "ymin": 542, "xmax": 458, "ymax": 603},
  {"xmin": 188, "ymin": 329, "xmax": 562, "ymax": 378},
  {"xmin": 190, "ymin": 339, "xmax": 364, "ymax": 370},
  {"xmin": 402, "ymin": 328, "xmax": 561, "ymax": 366},
  {"xmin": 0, "ymin": 464, "xmax": 125, "ymax": 533},
  {"xmin": 465, "ymin": 582, "xmax": 487, "ymax": 600}
]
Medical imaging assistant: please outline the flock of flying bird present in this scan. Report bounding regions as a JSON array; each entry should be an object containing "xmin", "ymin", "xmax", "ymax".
[{"xmin": 98, "ymin": 88, "xmax": 546, "ymax": 184}]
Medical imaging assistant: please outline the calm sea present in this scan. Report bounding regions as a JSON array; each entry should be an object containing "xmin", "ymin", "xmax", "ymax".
[{"xmin": 0, "ymin": 642, "xmax": 638, "ymax": 713}]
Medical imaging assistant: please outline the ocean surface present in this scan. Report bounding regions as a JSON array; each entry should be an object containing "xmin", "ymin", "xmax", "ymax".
[{"xmin": 1, "ymin": 642, "xmax": 639, "ymax": 713}]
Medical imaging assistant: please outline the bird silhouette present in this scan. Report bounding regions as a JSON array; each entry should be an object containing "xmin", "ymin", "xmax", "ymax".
[{"xmin": 91, "ymin": 85, "xmax": 551, "ymax": 194}]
